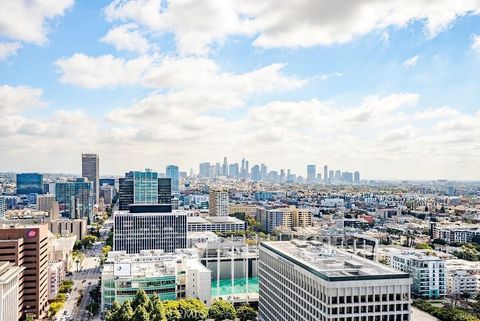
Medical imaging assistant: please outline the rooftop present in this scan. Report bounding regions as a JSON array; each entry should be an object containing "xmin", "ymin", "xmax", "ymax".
[
  {"xmin": 261, "ymin": 240, "xmax": 410, "ymax": 282},
  {"xmin": 187, "ymin": 216, "xmax": 245, "ymax": 224}
]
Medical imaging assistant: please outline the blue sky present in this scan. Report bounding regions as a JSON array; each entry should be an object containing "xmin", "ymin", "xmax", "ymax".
[{"xmin": 1, "ymin": 0, "xmax": 480, "ymax": 179}]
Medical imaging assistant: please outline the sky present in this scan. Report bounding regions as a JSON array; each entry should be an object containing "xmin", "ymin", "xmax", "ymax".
[{"xmin": 1, "ymin": 0, "xmax": 480, "ymax": 180}]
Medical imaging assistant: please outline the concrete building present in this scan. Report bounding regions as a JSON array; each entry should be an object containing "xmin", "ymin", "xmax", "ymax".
[
  {"xmin": 101, "ymin": 249, "xmax": 211, "ymax": 312},
  {"xmin": 258, "ymin": 207, "xmax": 312, "ymax": 233},
  {"xmin": 36, "ymin": 194, "xmax": 54, "ymax": 212},
  {"xmin": 36, "ymin": 194, "xmax": 60, "ymax": 220},
  {"xmin": 229, "ymin": 204, "xmax": 258, "ymax": 218},
  {"xmin": 390, "ymin": 252, "xmax": 446, "ymax": 299},
  {"xmin": 82, "ymin": 153, "xmax": 99, "ymax": 204},
  {"xmin": 293, "ymin": 208, "xmax": 313, "ymax": 228},
  {"xmin": 49, "ymin": 218, "xmax": 88, "ymax": 240},
  {"xmin": 113, "ymin": 205, "xmax": 187, "ymax": 254},
  {"xmin": 187, "ymin": 216, "xmax": 246, "ymax": 233},
  {"xmin": 259, "ymin": 241, "xmax": 412, "ymax": 321},
  {"xmin": 47, "ymin": 261, "xmax": 65, "ymax": 300},
  {"xmin": 0, "ymin": 224, "xmax": 50, "ymax": 319},
  {"xmin": 432, "ymin": 224, "xmax": 480, "ymax": 244},
  {"xmin": 209, "ymin": 189, "xmax": 229, "ymax": 216},
  {"xmin": 0, "ymin": 262, "xmax": 24, "ymax": 321},
  {"xmin": 187, "ymin": 232, "xmax": 219, "ymax": 248},
  {"xmin": 446, "ymin": 259, "xmax": 480, "ymax": 296}
]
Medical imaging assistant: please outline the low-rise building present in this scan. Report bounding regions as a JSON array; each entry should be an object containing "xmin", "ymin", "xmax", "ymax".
[
  {"xmin": 101, "ymin": 249, "xmax": 211, "ymax": 312},
  {"xmin": 187, "ymin": 216, "xmax": 246, "ymax": 233},
  {"xmin": 47, "ymin": 261, "xmax": 65, "ymax": 300},
  {"xmin": 390, "ymin": 252, "xmax": 446, "ymax": 299}
]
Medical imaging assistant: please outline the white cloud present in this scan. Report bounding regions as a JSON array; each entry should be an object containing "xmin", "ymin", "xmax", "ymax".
[
  {"xmin": 403, "ymin": 55, "xmax": 419, "ymax": 68},
  {"xmin": 103, "ymin": 0, "xmax": 480, "ymax": 53},
  {"xmin": 0, "ymin": 0, "xmax": 74, "ymax": 44},
  {"xmin": 105, "ymin": 0, "xmax": 254, "ymax": 55},
  {"xmin": 0, "ymin": 42, "xmax": 21, "ymax": 60},
  {"xmin": 56, "ymin": 54, "xmax": 306, "ymax": 109},
  {"xmin": 413, "ymin": 107, "xmax": 460, "ymax": 120},
  {"xmin": 471, "ymin": 34, "xmax": 480, "ymax": 53},
  {"xmin": 56, "ymin": 53, "xmax": 152, "ymax": 88},
  {"xmin": 100, "ymin": 23, "xmax": 152, "ymax": 54},
  {"xmin": 0, "ymin": 85, "xmax": 47, "ymax": 114},
  {"xmin": 99, "ymin": 91, "xmax": 480, "ymax": 179}
]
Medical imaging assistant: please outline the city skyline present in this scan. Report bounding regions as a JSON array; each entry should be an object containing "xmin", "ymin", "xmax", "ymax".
[{"xmin": 1, "ymin": 1, "xmax": 480, "ymax": 180}]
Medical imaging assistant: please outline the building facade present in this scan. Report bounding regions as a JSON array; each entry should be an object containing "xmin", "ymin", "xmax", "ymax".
[
  {"xmin": 16, "ymin": 173, "xmax": 43, "ymax": 195},
  {"xmin": 101, "ymin": 250, "xmax": 211, "ymax": 311},
  {"xmin": 82, "ymin": 153, "xmax": 99, "ymax": 204},
  {"xmin": 209, "ymin": 190, "xmax": 229, "ymax": 216},
  {"xmin": 113, "ymin": 207, "xmax": 187, "ymax": 254},
  {"xmin": 55, "ymin": 179, "xmax": 93, "ymax": 221},
  {"xmin": 187, "ymin": 216, "xmax": 246, "ymax": 234},
  {"xmin": 259, "ymin": 241, "xmax": 412, "ymax": 321},
  {"xmin": 166, "ymin": 165, "xmax": 179, "ymax": 196},
  {"xmin": 390, "ymin": 252, "xmax": 446, "ymax": 299},
  {"xmin": 0, "ymin": 262, "xmax": 24, "ymax": 321},
  {"xmin": 0, "ymin": 224, "xmax": 50, "ymax": 319}
]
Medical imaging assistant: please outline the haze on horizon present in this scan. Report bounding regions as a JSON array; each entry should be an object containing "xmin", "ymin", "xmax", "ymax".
[{"xmin": 1, "ymin": 0, "xmax": 480, "ymax": 180}]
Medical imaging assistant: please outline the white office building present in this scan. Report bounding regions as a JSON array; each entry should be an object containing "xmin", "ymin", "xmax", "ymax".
[
  {"xmin": 390, "ymin": 252, "xmax": 446, "ymax": 299},
  {"xmin": 0, "ymin": 262, "xmax": 24, "ymax": 321},
  {"xmin": 114, "ymin": 207, "xmax": 187, "ymax": 253},
  {"xmin": 259, "ymin": 241, "xmax": 412, "ymax": 321}
]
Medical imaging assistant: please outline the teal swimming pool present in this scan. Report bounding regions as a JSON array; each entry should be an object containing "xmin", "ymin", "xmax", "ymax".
[{"xmin": 211, "ymin": 277, "xmax": 259, "ymax": 296}]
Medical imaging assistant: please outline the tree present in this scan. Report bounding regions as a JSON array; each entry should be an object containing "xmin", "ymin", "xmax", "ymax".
[
  {"xmin": 208, "ymin": 300, "xmax": 236, "ymax": 321},
  {"xmin": 118, "ymin": 300, "xmax": 134, "ymax": 321},
  {"xmin": 415, "ymin": 243, "xmax": 432, "ymax": 250},
  {"xmin": 105, "ymin": 301, "xmax": 121, "ymax": 321},
  {"xmin": 177, "ymin": 298, "xmax": 208, "ymax": 321},
  {"xmin": 25, "ymin": 314, "xmax": 34, "ymax": 321},
  {"xmin": 132, "ymin": 288, "xmax": 150, "ymax": 311},
  {"xmin": 133, "ymin": 305, "xmax": 150, "ymax": 321},
  {"xmin": 237, "ymin": 304, "xmax": 257, "ymax": 321},
  {"xmin": 49, "ymin": 302, "xmax": 63, "ymax": 316},
  {"xmin": 164, "ymin": 301, "xmax": 181, "ymax": 321},
  {"xmin": 148, "ymin": 293, "xmax": 166, "ymax": 321}
]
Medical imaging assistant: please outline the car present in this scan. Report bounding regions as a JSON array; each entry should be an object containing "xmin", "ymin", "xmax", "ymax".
[
  {"xmin": 88, "ymin": 282, "xmax": 91, "ymax": 285},
  {"xmin": 63, "ymin": 311, "xmax": 68, "ymax": 315}
]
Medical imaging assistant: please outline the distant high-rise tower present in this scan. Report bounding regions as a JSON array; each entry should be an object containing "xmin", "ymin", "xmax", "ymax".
[
  {"xmin": 323, "ymin": 165, "xmax": 328, "ymax": 182},
  {"xmin": 166, "ymin": 165, "xmax": 179, "ymax": 195},
  {"xmin": 223, "ymin": 157, "xmax": 228, "ymax": 176},
  {"xmin": 260, "ymin": 164, "xmax": 267, "ymax": 181},
  {"xmin": 82, "ymin": 154, "xmax": 99, "ymax": 204},
  {"xmin": 307, "ymin": 165, "xmax": 316, "ymax": 183},
  {"xmin": 354, "ymin": 171, "xmax": 360, "ymax": 183},
  {"xmin": 251, "ymin": 165, "xmax": 261, "ymax": 181},
  {"xmin": 199, "ymin": 162, "xmax": 211, "ymax": 177}
]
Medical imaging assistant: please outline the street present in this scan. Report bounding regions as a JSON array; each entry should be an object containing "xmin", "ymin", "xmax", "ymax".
[{"xmin": 57, "ymin": 241, "xmax": 103, "ymax": 321}]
